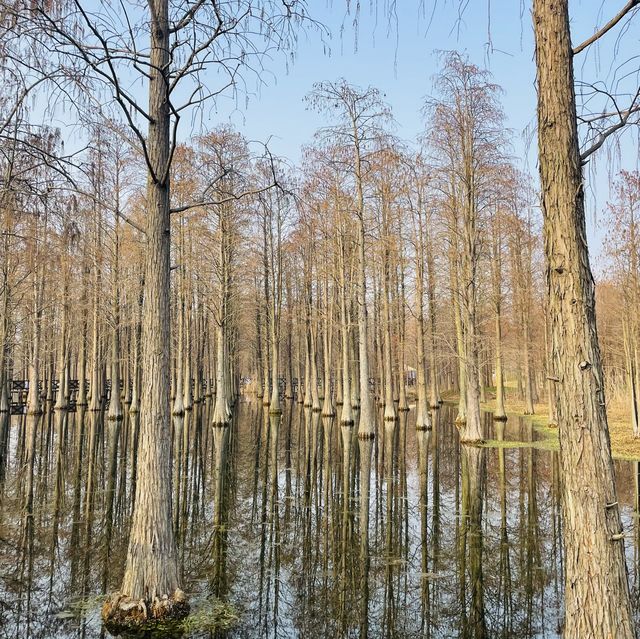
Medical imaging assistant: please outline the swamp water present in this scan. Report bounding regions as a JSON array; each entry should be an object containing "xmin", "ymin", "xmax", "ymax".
[{"xmin": 1, "ymin": 400, "xmax": 640, "ymax": 638}]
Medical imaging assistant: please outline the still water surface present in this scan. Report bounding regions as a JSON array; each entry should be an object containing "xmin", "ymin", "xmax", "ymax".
[{"xmin": 1, "ymin": 400, "xmax": 640, "ymax": 638}]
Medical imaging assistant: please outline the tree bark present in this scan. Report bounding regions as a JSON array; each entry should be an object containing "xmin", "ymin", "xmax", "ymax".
[
  {"xmin": 533, "ymin": 1, "xmax": 634, "ymax": 636},
  {"xmin": 111, "ymin": 0, "xmax": 184, "ymax": 617}
]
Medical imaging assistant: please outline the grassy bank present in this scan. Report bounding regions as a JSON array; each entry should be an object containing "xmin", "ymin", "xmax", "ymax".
[{"xmin": 440, "ymin": 389, "xmax": 640, "ymax": 461}]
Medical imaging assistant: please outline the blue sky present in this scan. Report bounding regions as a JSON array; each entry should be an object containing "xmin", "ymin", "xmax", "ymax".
[
  {"xmin": 203, "ymin": 0, "xmax": 639, "ymax": 266},
  {"xmin": 221, "ymin": 1, "xmax": 537, "ymax": 163}
]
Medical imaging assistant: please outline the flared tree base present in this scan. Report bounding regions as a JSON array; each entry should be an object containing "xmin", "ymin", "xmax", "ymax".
[{"xmin": 102, "ymin": 590, "xmax": 189, "ymax": 637}]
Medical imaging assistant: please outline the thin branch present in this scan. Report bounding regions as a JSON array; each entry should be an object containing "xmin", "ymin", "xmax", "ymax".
[
  {"xmin": 580, "ymin": 89, "xmax": 640, "ymax": 162},
  {"xmin": 573, "ymin": 0, "xmax": 640, "ymax": 55}
]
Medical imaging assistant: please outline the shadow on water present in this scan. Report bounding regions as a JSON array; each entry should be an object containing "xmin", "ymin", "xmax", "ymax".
[{"xmin": 3, "ymin": 400, "xmax": 640, "ymax": 637}]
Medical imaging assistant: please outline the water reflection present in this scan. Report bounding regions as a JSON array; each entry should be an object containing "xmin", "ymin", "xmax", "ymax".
[{"xmin": 3, "ymin": 401, "xmax": 640, "ymax": 637}]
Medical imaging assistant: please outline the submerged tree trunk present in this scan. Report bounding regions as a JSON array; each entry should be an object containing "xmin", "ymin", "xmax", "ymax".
[{"xmin": 533, "ymin": 2, "xmax": 634, "ymax": 636}]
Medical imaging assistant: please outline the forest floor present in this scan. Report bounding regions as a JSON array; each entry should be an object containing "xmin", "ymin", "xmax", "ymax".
[{"xmin": 440, "ymin": 389, "xmax": 640, "ymax": 461}]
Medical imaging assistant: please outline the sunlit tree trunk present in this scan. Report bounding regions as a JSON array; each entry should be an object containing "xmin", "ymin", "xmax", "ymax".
[
  {"xmin": 129, "ymin": 274, "xmax": 143, "ymax": 415},
  {"xmin": 382, "ymin": 208, "xmax": 396, "ymax": 422},
  {"xmin": 354, "ymin": 133, "xmax": 374, "ymax": 437},
  {"xmin": 623, "ymin": 320, "xmax": 640, "ymax": 437},
  {"xmin": 268, "ymin": 204, "xmax": 282, "ymax": 414},
  {"xmin": 88, "ymin": 194, "xmax": 102, "ymax": 413},
  {"xmin": 533, "ymin": 1, "xmax": 634, "ymax": 635},
  {"xmin": 425, "ymin": 218, "xmax": 440, "ymax": 409},
  {"xmin": 490, "ymin": 211, "xmax": 507, "ymax": 421},
  {"xmin": 396, "ymin": 247, "xmax": 408, "ymax": 413},
  {"xmin": 54, "ymin": 263, "xmax": 70, "ymax": 411},
  {"xmin": 173, "ymin": 219, "xmax": 185, "ymax": 416},
  {"xmin": 0, "ymin": 258, "xmax": 10, "ymax": 414},
  {"xmin": 414, "ymin": 205, "xmax": 430, "ymax": 430},
  {"xmin": 255, "ymin": 291, "xmax": 264, "ymax": 400},
  {"xmin": 104, "ymin": 0, "xmax": 186, "ymax": 627},
  {"xmin": 108, "ymin": 198, "xmax": 123, "ymax": 421},
  {"xmin": 213, "ymin": 206, "xmax": 232, "ymax": 424},
  {"xmin": 321, "ymin": 272, "xmax": 335, "ymax": 417},
  {"xmin": 182, "ymin": 298, "xmax": 193, "ymax": 412},
  {"xmin": 339, "ymin": 231, "xmax": 354, "ymax": 425},
  {"xmin": 26, "ymin": 209, "xmax": 46, "ymax": 416},
  {"xmin": 310, "ymin": 304, "xmax": 321, "ymax": 413},
  {"xmin": 458, "ymin": 174, "xmax": 483, "ymax": 442},
  {"xmin": 543, "ymin": 308, "xmax": 557, "ymax": 427},
  {"xmin": 450, "ymin": 248, "xmax": 466, "ymax": 425}
]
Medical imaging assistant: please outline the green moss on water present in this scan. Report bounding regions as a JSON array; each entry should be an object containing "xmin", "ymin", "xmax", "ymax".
[
  {"xmin": 443, "ymin": 392, "xmax": 640, "ymax": 461},
  {"xmin": 480, "ymin": 438, "xmax": 559, "ymax": 453},
  {"xmin": 181, "ymin": 599, "xmax": 238, "ymax": 633}
]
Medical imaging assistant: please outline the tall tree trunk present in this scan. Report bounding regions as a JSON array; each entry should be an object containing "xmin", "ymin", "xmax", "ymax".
[
  {"xmin": 269, "ymin": 214, "xmax": 282, "ymax": 414},
  {"xmin": 354, "ymin": 136, "xmax": 374, "ymax": 437},
  {"xmin": 625, "ymin": 320, "xmax": 640, "ymax": 437},
  {"xmin": 173, "ymin": 221, "xmax": 185, "ymax": 415},
  {"xmin": 491, "ymin": 222, "xmax": 507, "ymax": 421},
  {"xmin": 415, "ymin": 215, "xmax": 430, "ymax": 430},
  {"xmin": 450, "ymin": 250, "xmax": 466, "ymax": 424},
  {"xmin": 0, "ymin": 259, "xmax": 10, "ymax": 413},
  {"xmin": 54, "ymin": 258, "xmax": 70, "ymax": 411},
  {"xmin": 104, "ymin": 0, "xmax": 186, "ymax": 626},
  {"xmin": 425, "ymin": 226, "xmax": 440, "ymax": 409},
  {"xmin": 339, "ymin": 234, "xmax": 353, "ymax": 425},
  {"xmin": 27, "ymin": 221, "xmax": 44, "ymax": 416},
  {"xmin": 182, "ymin": 299, "xmax": 193, "ymax": 411},
  {"xmin": 459, "ymin": 180, "xmax": 483, "ymax": 442},
  {"xmin": 108, "ymin": 206, "xmax": 123, "ymax": 421},
  {"xmin": 396, "ymin": 254, "xmax": 408, "ymax": 412},
  {"xmin": 129, "ymin": 274, "xmax": 143, "ymax": 415},
  {"xmin": 533, "ymin": 2, "xmax": 634, "ymax": 636},
  {"xmin": 494, "ymin": 310, "xmax": 507, "ymax": 421},
  {"xmin": 322, "ymin": 274, "xmax": 335, "ymax": 417}
]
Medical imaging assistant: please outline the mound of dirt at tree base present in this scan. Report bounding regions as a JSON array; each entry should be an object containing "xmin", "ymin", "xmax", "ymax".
[{"xmin": 102, "ymin": 589, "xmax": 189, "ymax": 637}]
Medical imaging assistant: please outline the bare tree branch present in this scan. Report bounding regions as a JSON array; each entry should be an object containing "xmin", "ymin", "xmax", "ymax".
[{"xmin": 573, "ymin": 0, "xmax": 640, "ymax": 55}]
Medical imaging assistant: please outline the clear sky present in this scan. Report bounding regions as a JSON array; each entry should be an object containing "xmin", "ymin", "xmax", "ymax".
[{"xmin": 200, "ymin": 0, "xmax": 640, "ymax": 267}]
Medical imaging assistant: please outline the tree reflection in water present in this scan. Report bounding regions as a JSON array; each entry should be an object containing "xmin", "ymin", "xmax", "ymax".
[{"xmin": 2, "ymin": 400, "xmax": 640, "ymax": 637}]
